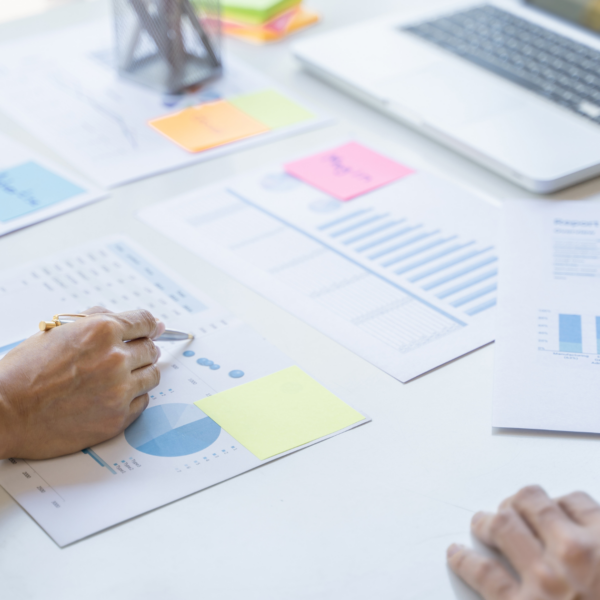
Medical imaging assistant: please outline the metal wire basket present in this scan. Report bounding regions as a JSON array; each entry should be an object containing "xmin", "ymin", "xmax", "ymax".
[{"xmin": 113, "ymin": 0, "xmax": 222, "ymax": 94}]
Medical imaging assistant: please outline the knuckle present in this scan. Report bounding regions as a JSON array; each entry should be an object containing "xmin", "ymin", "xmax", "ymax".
[
  {"xmin": 451, "ymin": 550, "xmax": 469, "ymax": 572},
  {"xmin": 565, "ymin": 490, "xmax": 590, "ymax": 503},
  {"xmin": 136, "ymin": 309, "xmax": 156, "ymax": 332},
  {"xmin": 104, "ymin": 348, "xmax": 128, "ymax": 373},
  {"xmin": 115, "ymin": 380, "xmax": 133, "ymax": 400},
  {"xmin": 105, "ymin": 380, "xmax": 133, "ymax": 405},
  {"xmin": 89, "ymin": 315, "xmax": 119, "ymax": 339},
  {"xmin": 557, "ymin": 538, "xmax": 595, "ymax": 567},
  {"xmin": 516, "ymin": 485, "xmax": 545, "ymax": 503},
  {"xmin": 489, "ymin": 510, "xmax": 515, "ymax": 536},
  {"xmin": 148, "ymin": 364, "xmax": 161, "ymax": 387},
  {"xmin": 491, "ymin": 580, "xmax": 515, "ymax": 599},
  {"xmin": 472, "ymin": 559, "xmax": 496, "ymax": 586},
  {"xmin": 143, "ymin": 337, "xmax": 158, "ymax": 356},
  {"xmin": 532, "ymin": 563, "xmax": 568, "ymax": 594},
  {"xmin": 536, "ymin": 503, "xmax": 559, "ymax": 522},
  {"xmin": 138, "ymin": 394, "xmax": 150, "ymax": 411},
  {"xmin": 87, "ymin": 305, "xmax": 108, "ymax": 314},
  {"xmin": 563, "ymin": 491, "xmax": 598, "ymax": 511}
]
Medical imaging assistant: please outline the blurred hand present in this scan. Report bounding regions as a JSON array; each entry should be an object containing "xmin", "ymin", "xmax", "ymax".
[
  {"xmin": 0, "ymin": 307, "xmax": 165, "ymax": 459},
  {"xmin": 448, "ymin": 485, "xmax": 600, "ymax": 599}
]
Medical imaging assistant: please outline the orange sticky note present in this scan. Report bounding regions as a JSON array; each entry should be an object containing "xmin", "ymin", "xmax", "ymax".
[{"xmin": 149, "ymin": 100, "xmax": 270, "ymax": 153}]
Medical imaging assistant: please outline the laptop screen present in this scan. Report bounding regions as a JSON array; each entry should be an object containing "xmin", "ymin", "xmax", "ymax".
[{"xmin": 525, "ymin": 0, "xmax": 600, "ymax": 32}]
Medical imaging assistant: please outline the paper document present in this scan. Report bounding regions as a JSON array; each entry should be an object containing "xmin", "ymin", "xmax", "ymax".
[
  {"xmin": 0, "ymin": 134, "xmax": 105, "ymax": 236},
  {"xmin": 140, "ymin": 141, "xmax": 500, "ymax": 382},
  {"xmin": 494, "ymin": 198, "xmax": 600, "ymax": 433},
  {"xmin": 0, "ymin": 237, "xmax": 368, "ymax": 546},
  {"xmin": 0, "ymin": 20, "xmax": 327, "ymax": 188}
]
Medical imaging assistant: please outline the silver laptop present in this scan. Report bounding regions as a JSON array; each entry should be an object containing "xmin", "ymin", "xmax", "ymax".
[{"xmin": 293, "ymin": 0, "xmax": 600, "ymax": 193}]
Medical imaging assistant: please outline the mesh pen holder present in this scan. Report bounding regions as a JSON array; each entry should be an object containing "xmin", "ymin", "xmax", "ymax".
[{"xmin": 113, "ymin": 0, "xmax": 222, "ymax": 94}]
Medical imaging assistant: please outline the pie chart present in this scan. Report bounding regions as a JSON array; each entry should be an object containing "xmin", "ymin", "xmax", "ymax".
[{"xmin": 125, "ymin": 403, "xmax": 222, "ymax": 458}]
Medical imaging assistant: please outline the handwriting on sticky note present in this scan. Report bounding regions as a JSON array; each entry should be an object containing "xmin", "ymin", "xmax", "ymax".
[
  {"xmin": 195, "ymin": 366, "xmax": 365, "ymax": 460},
  {"xmin": 149, "ymin": 100, "xmax": 270, "ymax": 153},
  {"xmin": 284, "ymin": 142, "xmax": 414, "ymax": 200}
]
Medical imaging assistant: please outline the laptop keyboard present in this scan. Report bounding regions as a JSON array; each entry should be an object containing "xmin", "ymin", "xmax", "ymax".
[{"xmin": 403, "ymin": 4, "xmax": 600, "ymax": 124}]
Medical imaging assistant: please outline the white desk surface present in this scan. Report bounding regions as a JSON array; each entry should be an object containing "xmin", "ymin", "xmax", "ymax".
[{"xmin": 2, "ymin": 2, "xmax": 600, "ymax": 599}]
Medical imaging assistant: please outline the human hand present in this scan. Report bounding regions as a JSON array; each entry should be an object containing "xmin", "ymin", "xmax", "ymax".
[
  {"xmin": 448, "ymin": 485, "xmax": 600, "ymax": 599},
  {"xmin": 0, "ymin": 307, "xmax": 165, "ymax": 459}
]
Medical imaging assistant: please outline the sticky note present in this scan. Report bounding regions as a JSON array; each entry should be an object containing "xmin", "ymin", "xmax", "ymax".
[
  {"xmin": 0, "ymin": 161, "xmax": 85, "ymax": 222},
  {"xmin": 284, "ymin": 142, "xmax": 415, "ymax": 201},
  {"xmin": 222, "ymin": 7, "xmax": 320, "ymax": 43},
  {"xmin": 220, "ymin": 0, "xmax": 302, "ymax": 25},
  {"xmin": 149, "ymin": 101, "xmax": 270, "ymax": 153},
  {"xmin": 195, "ymin": 366, "xmax": 364, "ymax": 460},
  {"xmin": 230, "ymin": 90, "xmax": 314, "ymax": 129}
]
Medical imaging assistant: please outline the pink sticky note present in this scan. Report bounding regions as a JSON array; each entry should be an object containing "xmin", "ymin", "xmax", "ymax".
[{"xmin": 284, "ymin": 142, "xmax": 414, "ymax": 201}]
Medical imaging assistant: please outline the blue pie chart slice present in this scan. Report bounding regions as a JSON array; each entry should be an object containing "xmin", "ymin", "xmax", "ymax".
[{"xmin": 125, "ymin": 403, "xmax": 221, "ymax": 457}]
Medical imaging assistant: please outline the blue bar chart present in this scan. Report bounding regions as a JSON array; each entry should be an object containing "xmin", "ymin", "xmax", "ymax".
[
  {"xmin": 559, "ymin": 314, "xmax": 583, "ymax": 353},
  {"xmin": 538, "ymin": 309, "xmax": 600, "ymax": 365},
  {"xmin": 318, "ymin": 207, "xmax": 498, "ymax": 317}
]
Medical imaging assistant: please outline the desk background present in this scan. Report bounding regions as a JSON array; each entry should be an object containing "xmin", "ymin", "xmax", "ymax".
[{"xmin": 1, "ymin": 1, "xmax": 600, "ymax": 599}]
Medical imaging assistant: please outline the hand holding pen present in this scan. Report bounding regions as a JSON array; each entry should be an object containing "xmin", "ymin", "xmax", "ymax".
[
  {"xmin": 40, "ymin": 313, "xmax": 194, "ymax": 341},
  {"xmin": 0, "ymin": 307, "xmax": 184, "ymax": 460}
]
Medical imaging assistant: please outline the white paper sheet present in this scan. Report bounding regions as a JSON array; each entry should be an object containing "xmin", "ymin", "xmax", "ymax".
[
  {"xmin": 0, "ymin": 20, "xmax": 328, "ymax": 188},
  {"xmin": 0, "ymin": 237, "xmax": 368, "ymax": 546},
  {"xmin": 494, "ymin": 198, "xmax": 600, "ymax": 433},
  {"xmin": 0, "ymin": 134, "xmax": 106, "ymax": 236},
  {"xmin": 140, "ymin": 141, "xmax": 500, "ymax": 382}
]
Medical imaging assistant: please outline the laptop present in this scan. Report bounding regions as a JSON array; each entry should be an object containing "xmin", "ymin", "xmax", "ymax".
[{"xmin": 293, "ymin": 0, "xmax": 600, "ymax": 193}]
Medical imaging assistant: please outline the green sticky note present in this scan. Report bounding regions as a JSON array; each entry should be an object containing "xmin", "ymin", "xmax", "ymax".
[
  {"xmin": 220, "ymin": 0, "xmax": 302, "ymax": 25},
  {"xmin": 195, "ymin": 366, "xmax": 364, "ymax": 460},
  {"xmin": 230, "ymin": 90, "xmax": 314, "ymax": 130}
]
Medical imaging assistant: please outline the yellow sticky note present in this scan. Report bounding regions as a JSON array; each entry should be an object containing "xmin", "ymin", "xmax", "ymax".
[
  {"xmin": 230, "ymin": 90, "xmax": 314, "ymax": 129},
  {"xmin": 195, "ymin": 366, "xmax": 364, "ymax": 460},
  {"xmin": 149, "ymin": 100, "xmax": 270, "ymax": 153}
]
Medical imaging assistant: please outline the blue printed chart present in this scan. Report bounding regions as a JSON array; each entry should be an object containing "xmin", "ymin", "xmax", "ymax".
[
  {"xmin": 0, "ymin": 134, "xmax": 106, "ymax": 236},
  {"xmin": 537, "ymin": 309, "xmax": 600, "ymax": 367},
  {"xmin": 125, "ymin": 404, "xmax": 222, "ymax": 458},
  {"xmin": 0, "ymin": 161, "xmax": 85, "ymax": 221}
]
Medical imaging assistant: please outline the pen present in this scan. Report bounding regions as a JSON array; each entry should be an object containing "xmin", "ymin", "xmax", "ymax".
[{"xmin": 39, "ymin": 314, "xmax": 194, "ymax": 341}]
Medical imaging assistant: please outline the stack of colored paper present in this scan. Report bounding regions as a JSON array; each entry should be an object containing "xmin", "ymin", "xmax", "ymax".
[{"xmin": 212, "ymin": 0, "xmax": 319, "ymax": 44}]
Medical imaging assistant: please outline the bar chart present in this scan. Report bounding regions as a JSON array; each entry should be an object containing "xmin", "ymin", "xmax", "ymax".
[
  {"xmin": 317, "ymin": 207, "xmax": 498, "ymax": 317},
  {"xmin": 537, "ymin": 309, "xmax": 600, "ymax": 367},
  {"xmin": 559, "ymin": 314, "xmax": 583, "ymax": 354}
]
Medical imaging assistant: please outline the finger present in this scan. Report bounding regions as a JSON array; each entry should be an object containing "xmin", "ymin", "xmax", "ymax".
[
  {"xmin": 509, "ymin": 486, "xmax": 575, "ymax": 545},
  {"xmin": 131, "ymin": 363, "xmax": 160, "ymax": 397},
  {"xmin": 124, "ymin": 394, "xmax": 150, "ymax": 429},
  {"xmin": 471, "ymin": 510, "xmax": 542, "ymax": 572},
  {"xmin": 557, "ymin": 491, "xmax": 600, "ymax": 528},
  {"xmin": 82, "ymin": 306, "xmax": 113, "ymax": 315},
  {"xmin": 152, "ymin": 319, "xmax": 166, "ymax": 340},
  {"xmin": 126, "ymin": 338, "xmax": 161, "ymax": 371},
  {"xmin": 112, "ymin": 309, "xmax": 161, "ymax": 342},
  {"xmin": 447, "ymin": 544, "xmax": 518, "ymax": 600}
]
